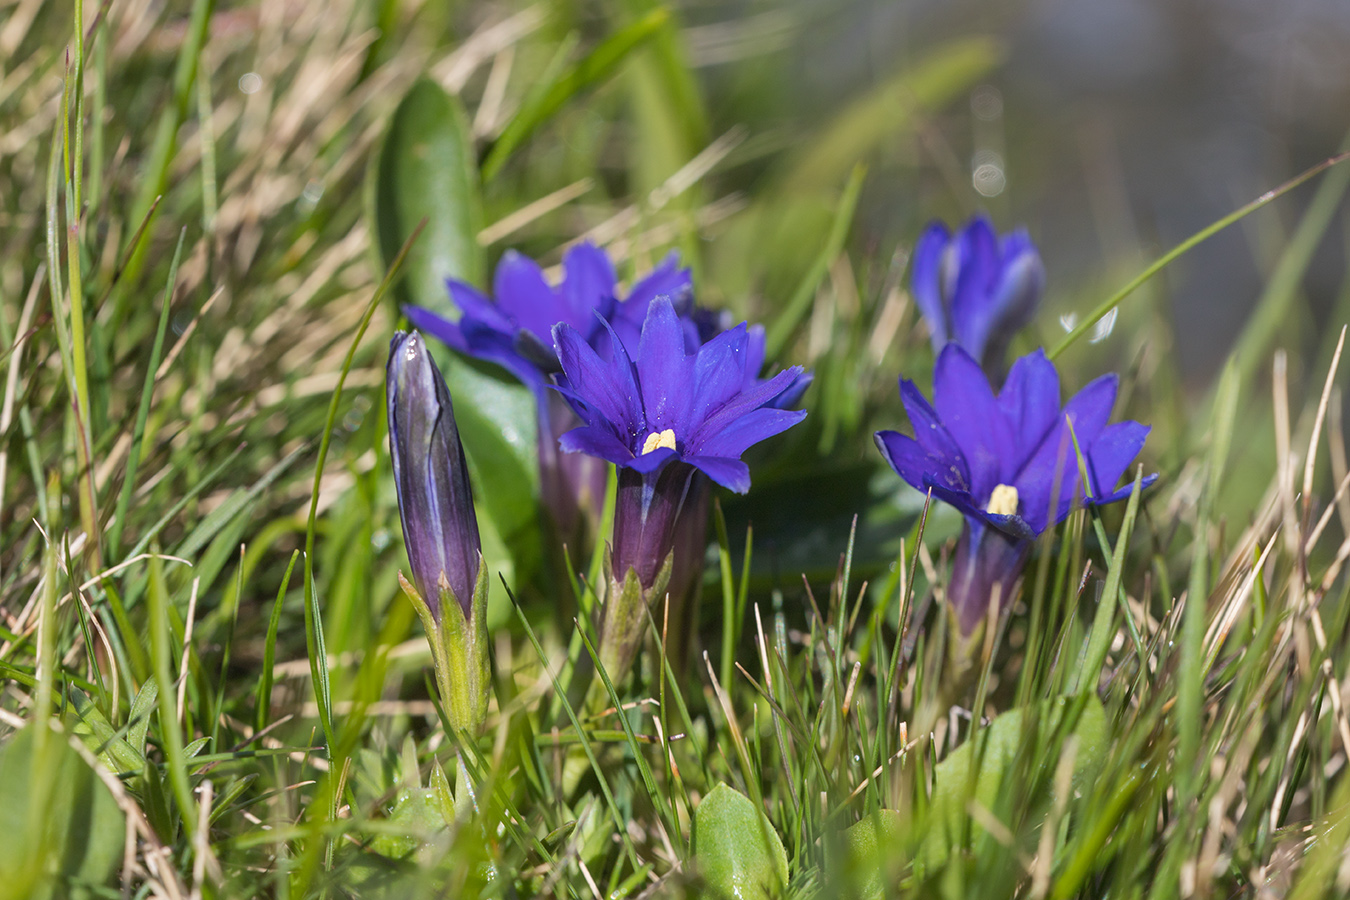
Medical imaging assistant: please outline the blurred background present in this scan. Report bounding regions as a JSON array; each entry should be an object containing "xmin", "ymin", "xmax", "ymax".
[{"xmin": 682, "ymin": 0, "xmax": 1350, "ymax": 384}]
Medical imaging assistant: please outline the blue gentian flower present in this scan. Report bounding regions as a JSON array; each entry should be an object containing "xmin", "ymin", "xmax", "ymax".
[
  {"xmin": 875, "ymin": 344, "xmax": 1154, "ymax": 633},
  {"xmin": 553, "ymin": 297, "xmax": 807, "ymax": 502},
  {"xmin": 406, "ymin": 242, "xmax": 695, "ymax": 562},
  {"xmin": 912, "ymin": 216, "xmax": 1044, "ymax": 371},
  {"xmin": 406, "ymin": 241, "xmax": 693, "ymax": 396},
  {"xmin": 553, "ymin": 297, "xmax": 807, "ymax": 674}
]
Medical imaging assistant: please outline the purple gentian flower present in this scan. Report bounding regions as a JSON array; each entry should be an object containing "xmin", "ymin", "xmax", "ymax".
[
  {"xmin": 553, "ymin": 297, "xmax": 806, "ymax": 674},
  {"xmin": 912, "ymin": 216, "xmax": 1044, "ymax": 372},
  {"xmin": 406, "ymin": 242, "xmax": 693, "ymax": 395},
  {"xmin": 875, "ymin": 344, "xmax": 1154, "ymax": 634},
  {"xmin": 405, "ymin": 242, "xmax": 695, "ymax": 562},
  {"xmin": 386, "ymin": 331, "xmax": 481, "ymax": 621},
  {"xmin": 554, "ymin": 296, "xmax": 807, "ymax": 583}
]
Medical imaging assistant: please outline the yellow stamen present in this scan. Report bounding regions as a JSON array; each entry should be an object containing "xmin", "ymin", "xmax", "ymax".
[
  {"xmin": 987, "ymin": 484, "xmax": 1019, "ymax": 516},
  {"xmin": 641, "ymin": 429, "xmax": 677, "ymax": 455}
]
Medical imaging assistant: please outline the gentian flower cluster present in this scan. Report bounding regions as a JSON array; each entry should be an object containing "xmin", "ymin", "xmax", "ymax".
[
  {"xmin": 912, "ymin": 216, "xmax": 1044, "ymax": 373},
  {"xmin": 877, "ymin": 216, "xmax": 1152, "ymax": 635},
  {"xmin": 409, "ymin": 241, "xmax": 809, "ymax": 677},
  {"xmin": 387, "ymin": 331, "xmax": 490, "ymax": 734},
  {"xmin": 552, "ymin": 298, "xmax": 808, "ymax": 674},
  {"xmin": 406, "ymin": 243, "xmax": 694, "ymax": 562}
]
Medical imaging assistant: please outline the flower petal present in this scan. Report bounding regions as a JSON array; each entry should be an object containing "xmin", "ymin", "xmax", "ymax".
[
  {"xmin": 689, "ymin": 365, "xmax": 803, "ymax": 450},
  {"xmin": 406, "ymin": 303, "xmax": 544, "ymax": 394},
  {"xmin": 948, "ymin": 217, "xmax": 1003, "ymax": 359},
  {"xmin": 989, "ymin": 233, "xmax": 1043, "ymax": 336},
  {"xmin": 898, "ymin": 380, "xmax": 966, "ymax": 487},
  {"xmin": 559, "ymin": 424, "xmax": 634, "ymax": 465},
  {"xmin": 683, "ymin": 455, "xmax": 751, "ymax": 493},
  {"xmin": 493, "ymin": 250, "xmax": 559, "ymax": 343},
  {"xmin": 689, "ymin": 325, "xmax": 752, "ymax": 420},
  {"xmin": 626, "ymin": 445, "xmax": 679, "ymax": 474},
  {"xmin": 636, "ymin": 297, "xmax": 693, "ymax": 435},
  {"xmin": 744, "ymin": 325, "xmax": 768, "ymax": 382},
  {"xmin": 933, "ymin": 343, "xmax": 1013, "ymax": 499},
  {"xmin": 911, "ymin": 221, "xmax": 952, "ymax": 349},
  {"xmin": 699, "ymin": 407, "xmax": 806, "ymax": 459},
  {"xmin": 560, "ymin": 242, "xmax": 617, "ymax": 327},
  {"xmin": 768, "ymin": 370, "xmax": 812, "ymax": 410},
  {"xmin": 1061, "ymin": 373, "xmax": 1119, "ymax": 447},
  {"xmin": 1094, "ymin": 472, "xmax": 1159, "ymax": 506},
  {"xmin": 626, "ymin": 251, "xmax": 692, "ymax": 312},
  {"xmin": 976, "ymin": 510, "xmax": 1038, "ymax": 542},
  {"xmin": 553, "ymin": 321, "xmax": 641, "ymax": 443},
  {"xmin": 875, "ymin": 430, "xmax": 968, "ymax": 495},
  {"xmin": 1013, "ymin": 373, "xmax": 1119, "ymax": 530},
  {"xmin": 923, "ymin": 482, "xmax": 989, "ymax": 523},
  {"xmin": 404, "ymin": 304, "xmax": 470, "ymax": 355},
  {"xmin": 997, "ymin": 348, "xmax": 1060, "ymax": 464},
  {"xmin": 1087, "ymin": 421, "xmax": 1150, "ymax": 499}
]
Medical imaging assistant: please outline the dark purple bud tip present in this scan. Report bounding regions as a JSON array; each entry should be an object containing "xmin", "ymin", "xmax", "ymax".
[{"xmin": 387, "ymin": 330, "xmax": 481, "ymax": 621}]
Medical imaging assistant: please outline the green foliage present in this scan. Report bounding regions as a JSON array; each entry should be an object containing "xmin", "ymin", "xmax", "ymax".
[
  {"xmin": 694, "ymin": 783, "xmax": 790, "ymax": 899},
  {"xmin": 917, "ymin": 695, "xmax": 1107, "ymax": 872},
  {"xmin": 371, "ymin": 79, "xmax": 486, "ymax": 305},
  {"xmin": 3, "ymin": 1, "xmax": 1350, "ymax": 898},
  {"xmin": 0, "ymin": 728, "xmax": 124, "ymax": 900}
]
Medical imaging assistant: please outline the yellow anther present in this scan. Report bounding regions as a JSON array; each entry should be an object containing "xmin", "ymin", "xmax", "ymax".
[
  {"xmin": 987, "ymin": 484, "xmax": 1019, "ymax": 516},
  {"xmin": 641, "ymin": 429, "xmax": 677, "ymax": 455}
]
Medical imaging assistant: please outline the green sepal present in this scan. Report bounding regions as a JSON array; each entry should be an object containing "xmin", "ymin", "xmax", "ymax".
[
  {"xmin": 598, "ymin": 548, "xmax": 673, "ymax": 679},
  {"xmin": 399, "ymin": 554, "xmax": 491, "ymax": 737}
]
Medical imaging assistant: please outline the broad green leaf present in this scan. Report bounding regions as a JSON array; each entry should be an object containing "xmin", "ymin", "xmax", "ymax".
[
  {"xmin": 837, "ymin": 810, "xmax": 906, "ymax": 900},
  {"xmin": 127, "ymin": 678, "xmax": 158, "ymax": 758},
  {"xmin": 834, "ymin": 697, "xmax": 1108, "ymax": 892},
  {"xmin": 693, "ymin": 783, "xmax": 789, "ymax": 899},
  {"xmin": 371, "ymin": 78, "xmax": 540, "ymax": 599},
  {"xmin": 0, "ymin": 728, "xmax": 125, "ymax": 900},
  {"xmin": 369, "ymin": 740, "xmax": 448, "ymax": 861},
  {"xmin": 67, "ymin": 691, "xmax": 143, "ymax": 775},
  {"xmin": 371, "ymin": 78, "xmax": 485, "ymax": 312},
  {"xmin": 919, "ymin": 694, "xmax": 1108, "ymax": 871}
]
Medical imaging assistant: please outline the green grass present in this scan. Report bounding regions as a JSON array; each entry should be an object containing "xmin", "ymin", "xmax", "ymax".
[{"xmin": 2, "ymin": 2, "xmax": 1350, "ymax": 898}]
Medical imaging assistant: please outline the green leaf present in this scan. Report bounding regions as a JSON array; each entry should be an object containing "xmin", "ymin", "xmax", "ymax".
[
  {"xmin": 481, "ymin": 8, "xmax": 671, "ymax": 180},
  {"xmin": 919, "ymin": 695, "xmax": 1108, "ymax": 871},
  {"xmin": 838, "ymin": 810, "xmax": 906, "ymax": 900},
  {"xmin": 127, "ymin": 678, "xmax": 158, "ymax": 758},
  {"xmin": 254, "ymin": 549, "xmax": 299, "ymax": 734},
  {"xmin": 0, "ymin": 728, "xmax": 125, "ymax": 899},
  {"xmin": 370, "ymin": 78, "xmax": 485, "ymax": 312},
  {"xmin": 67, "ymin": 691, "xmax": 143, "ymax": 775},
  {"xmin": 370, "ymin": 736, "xmax": 448, "ymax": 860},
  {"xmin": 693, "ymin": 783, "xmax": 789, "ymax": 899}
]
